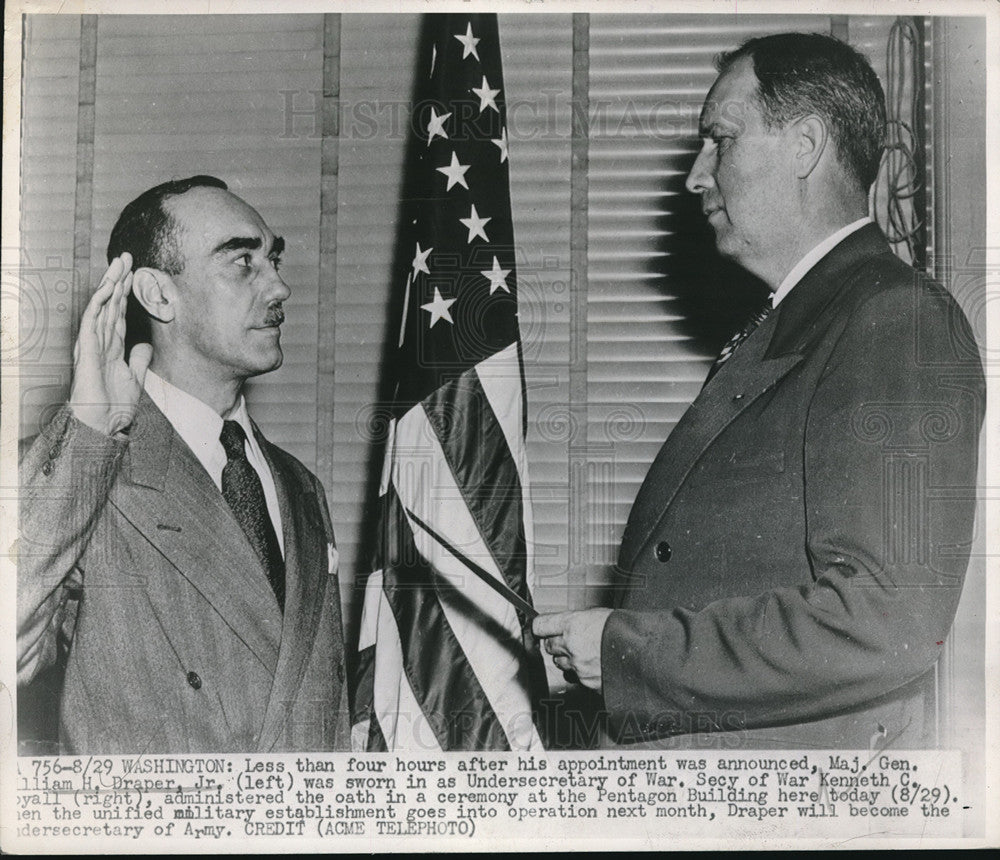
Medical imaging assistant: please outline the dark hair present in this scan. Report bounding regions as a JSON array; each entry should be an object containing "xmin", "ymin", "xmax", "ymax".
[
  {"xmin": 106, "ymin": 175, "xmax": 228, "ymax": 351},
  {"xmin": 718, "ymin": 33, "xmax": 886, "ymax": 191}
]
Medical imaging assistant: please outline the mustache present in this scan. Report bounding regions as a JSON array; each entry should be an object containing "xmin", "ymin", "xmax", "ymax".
[{"xmin": 263, "ymin": 303, "xmax": 285, "ymax": 326}]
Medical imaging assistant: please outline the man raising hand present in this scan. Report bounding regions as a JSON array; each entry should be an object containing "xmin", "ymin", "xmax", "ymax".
[{"xmin": 18, "ymin": 176, "xmax": 349, "ymax": 754}]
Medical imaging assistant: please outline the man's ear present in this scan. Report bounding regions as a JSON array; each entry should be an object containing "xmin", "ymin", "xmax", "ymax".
[
  {"xmin": 792, "ymin": 114, "xmax": 828, "ymax": 179},
  {"xmin": 132, "ymin": 268, "xmax": 176, "ymax": 323}
]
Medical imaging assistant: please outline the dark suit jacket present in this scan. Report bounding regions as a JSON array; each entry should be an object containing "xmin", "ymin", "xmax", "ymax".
[
  {"xmin": 17, "ymin": 394, "xmax": 350, "ymax": 753},
  {"xmin": 601, "ymin": 224, "xmax": 985, "ymax": 749}
]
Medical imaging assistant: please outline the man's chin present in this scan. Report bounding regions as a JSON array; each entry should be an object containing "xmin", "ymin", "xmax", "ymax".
[
  {"xmin": 243, "ymin": 348, "xmax": 284, "ymax": 378},
  {"xmin": 248, "ymin": 329, "xmax": 284, "ymax": 371},
  {"xmin": 711, "ymin": 230, "xmax": 742, "ymax": 262},
  {"xmin": 263, "ymin": 350, "xmax": 284, "ymax": 374}
]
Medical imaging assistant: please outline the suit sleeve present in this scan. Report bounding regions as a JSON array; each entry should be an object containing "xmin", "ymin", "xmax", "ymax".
[
  {"xmin": 601, "ymin": 284, "xmax": 985, "ymax": 738},
  {"xmin": 17, "ymin": 405, "xmax": 128, "ymax": 685}
]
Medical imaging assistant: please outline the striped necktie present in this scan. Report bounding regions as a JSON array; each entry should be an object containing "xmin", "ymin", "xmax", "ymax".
[
  {"xmin": 220, "ymin": 420, "xmax": 285, "ymax": 611},
  {"xmin": 704, "ymin": 303, "xmax": 773, "ymax": 384}
]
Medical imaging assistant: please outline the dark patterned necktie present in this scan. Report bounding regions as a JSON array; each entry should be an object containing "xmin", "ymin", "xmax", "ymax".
[
  {"xmin": 220, "ymin": 420, "xmax": 285, "ymax": 611},
  {"xmin": 704, "ymin": 303, "xmax": 773, "ymax": 384}
]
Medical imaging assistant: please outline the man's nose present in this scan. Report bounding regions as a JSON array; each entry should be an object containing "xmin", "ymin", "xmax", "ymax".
[
  {"xmin": 685, "ymin": 145, "xmax": 714, "ymax": 195},
  {"xmin": 267, "ymin": 268, "xmax": 291, "ymax": 303}
]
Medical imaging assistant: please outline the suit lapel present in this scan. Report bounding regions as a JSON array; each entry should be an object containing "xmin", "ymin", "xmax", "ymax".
[
  {"xmin": 109, "ymin": 395, "xmax": 282, "ymax": 675},
  {"xmin": 766, "ymin": 222, "xmax": 893, "ymax": 358},
  {"xmin": 619, "ymin": 315, "xmax": 802, "ymax": 573},
  {"xmin": 619, "ymin": 224, "xmax": 895, "ymax": 574},
  {"xmin": 254, "ymin": 429, "xmax": 329, "ymax": 752}
]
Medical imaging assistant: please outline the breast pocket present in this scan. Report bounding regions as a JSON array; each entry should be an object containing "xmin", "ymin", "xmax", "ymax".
[{"xmin": 688, "ymin": 447, "xmax": 786, "ymax": 488}]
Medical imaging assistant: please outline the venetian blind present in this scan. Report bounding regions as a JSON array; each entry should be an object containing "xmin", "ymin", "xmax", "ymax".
[
  {"xmin": 499, "ymin": 14, "xmax": 573, "ymax": 612},
  {"xmin": 584, "ymin": 13, "xmax": 831, "ymax": 586},
  {"xmin": 18, "ymin": 16, "xmax": 83, "ymax": 440}
]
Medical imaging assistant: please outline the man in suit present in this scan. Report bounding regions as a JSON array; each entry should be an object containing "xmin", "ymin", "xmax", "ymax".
[
  {"xmin": 534, "ymin": 33, "xmax": 985, "ymax": 749},
  {"xmin": 17, "ymin": 176, "xmax": 349, "ymax": 753}
]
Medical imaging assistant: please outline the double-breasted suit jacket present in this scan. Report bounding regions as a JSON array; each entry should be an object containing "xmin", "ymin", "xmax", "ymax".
[
  {"xmin": 17, "ymin": 394, "xmax": 349, "ymax": 753},
  {"xmin": 601, "ymin": 224, "xmax": 985, "ymax": 749}
]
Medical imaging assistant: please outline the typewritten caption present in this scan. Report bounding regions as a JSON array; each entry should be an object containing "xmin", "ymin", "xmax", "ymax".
[{"xmin": 11, "ymin": 751, "xmax": 964, "ymax": 848}]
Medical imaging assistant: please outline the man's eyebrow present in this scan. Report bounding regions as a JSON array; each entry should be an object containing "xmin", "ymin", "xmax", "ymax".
[
  {"xmin": 269, "ymin": 236, "xmax": 285, "ymax": 257},
  {"xmin": 697, "ymin": 107, "xmax": 718, "ymax": 136},
  {"xmin": 212, "ymin": 236, "xmax": 262, "ymax": 255},
  {"xmin": 698, "ymin": 117, "xmax": 735, "ymax": 138}
]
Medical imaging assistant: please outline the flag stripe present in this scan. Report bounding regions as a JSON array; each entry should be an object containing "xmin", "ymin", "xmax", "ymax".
[
  {"xmin": 357, "ymin": 569, "xmax": 443, "ymax": 750},
  {"xmin": 392, "ymin": 395, "xmax": 542, "ymax": 750},
  {"xmin": 381, "ymin": 484, "xmax": 511, "ymax": 750},
  {"xmin": 422, "ymin": 369, "xmax": 529, "ymax": 602},
  {"xmin": 353, "ymin": 644, "xmax": 375, "ymax": 724},
  {"xmin": 350, "ymin": 644, "xmax": 390, "ymax": 752},
  {"xmin": 366, "ymin": 712, "xmax": 389, "ymax": 752},
  {"xmin": 423, "ymin": 353, "xmax": 550, "ymax": 724},
  {"xmin": 475, "ymin": 342, "xmax": 534, "ymax": 581}
]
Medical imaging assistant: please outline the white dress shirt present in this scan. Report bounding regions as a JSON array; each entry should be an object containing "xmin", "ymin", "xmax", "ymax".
[
  {"xmin": 770, "ymin": 217, "xmax": 871, "ymax": 308},
  {"xmin": 144, "ymin": 369, "xmax": 284, "ymax": 556}
]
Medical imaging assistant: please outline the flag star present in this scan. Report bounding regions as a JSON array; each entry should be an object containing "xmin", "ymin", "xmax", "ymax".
[
  {"xmin": 459, "ymin": 204, "xmax": 491, "ymax": 243},
  {"xmin": 481, "ymin": 256, "xmax": 511, "ymax": 294},
  {"xmin": 492, "ymin": 127, "xmax": 508, "ymax": 164},
  {"xmin": 426, "ymin": 107, "xmax": 451, "ymax": 145},
  {"xmin": 420, "ymin": 287, "xmax": 457, "ymax": 328},
  {"xmin": 454, "ymin": 22, "xmax": 481, "ymax": 61},
  {"xmin": 436, "ymin": 151, "xmax": 470, "ymax": 191},
  {"xmin": 411, "ymin": 242, "xmax": 433, "ymax": 276},
  {"xmin": 471, "ymin": 75, "xmax": 500, "ymax": 114}
]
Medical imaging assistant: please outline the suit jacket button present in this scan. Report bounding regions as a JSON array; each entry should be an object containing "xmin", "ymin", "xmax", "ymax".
[
  {"xmin": 654, "ymin": 541, "xmax": 672, "ymax": 562},
  {"xmin": 41, "ymin": 460, "xmax": 53, "ymax": 476},
  {"xmin": 186, "ymin": 671, "xmax": 202, "ymax": 690}
]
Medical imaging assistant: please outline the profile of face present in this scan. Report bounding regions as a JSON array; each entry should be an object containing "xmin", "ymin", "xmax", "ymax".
[
  {"xmin": 159, "ymin": 187, "xmax": 290, "ymax": 382},
  {"xmin": 685, "ymin": 56, "xmax": 800, "ymax": 280}
]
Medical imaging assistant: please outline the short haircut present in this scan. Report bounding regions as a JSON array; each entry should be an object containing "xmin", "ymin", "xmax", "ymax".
[
  {"xmin": 718, "ymin": 33, "xmax": 886, "ymax": 191},
  {"xmin": 106, "ymin": 175, "xmax": 228, "ymax": 351}
]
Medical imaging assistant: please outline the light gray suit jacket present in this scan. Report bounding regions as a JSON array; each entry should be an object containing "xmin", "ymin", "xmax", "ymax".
[{"xmin": 17, "ymin": 394, "xmax": 349, "ymax": 753}]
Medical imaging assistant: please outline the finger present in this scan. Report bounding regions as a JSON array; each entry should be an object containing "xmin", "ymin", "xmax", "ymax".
[
  {"xmin": 82, "ymin": 270, "xmax": 119, "ymax": 326},
  {"xmin": 532, "ymin": 612, "xmax": 568, "ymax": 638},
  {"xmin": 114, "ymin": 270, "xmax": 132, "ymax": 328},
  {"xmin": 102, "ymin": 274, "xmax": 126, "ymax": 345},
  {"xmin": 113, "ymin": 272, "xmax": 134, "ymax": 343},
  {"xmin": 107, "ymin": 262, "xmax": 135, "ymax": 336},
  {"xmin": 81, "ymin": 256, "xmax": 126, "ymax": 327},
  {"xmin": 553, "ymin": 655, "xmax": 572, "ymax": 672},
  {"xmin": 129, "ymin": 343, "xmax": 153, "ymax": 387}
]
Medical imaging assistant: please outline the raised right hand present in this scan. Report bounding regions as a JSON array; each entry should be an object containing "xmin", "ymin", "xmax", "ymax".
[{"xmin": 68, "ymin": 253, "xmax": 154, "ymax": 436}]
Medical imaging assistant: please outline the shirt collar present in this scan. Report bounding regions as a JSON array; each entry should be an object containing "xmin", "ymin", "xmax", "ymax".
[
  {"xmin": 771, "ymin": 217, "xmax": 872, "ymax": 308},
  {"xmin": 144, "ymin": 368, "xmax": 255, "ymax": 463}
]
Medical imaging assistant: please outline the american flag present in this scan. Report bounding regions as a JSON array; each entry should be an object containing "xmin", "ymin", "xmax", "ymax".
[{"xmin": 352, "ymin": 13, "xmax": 548, "ymax": 751}]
